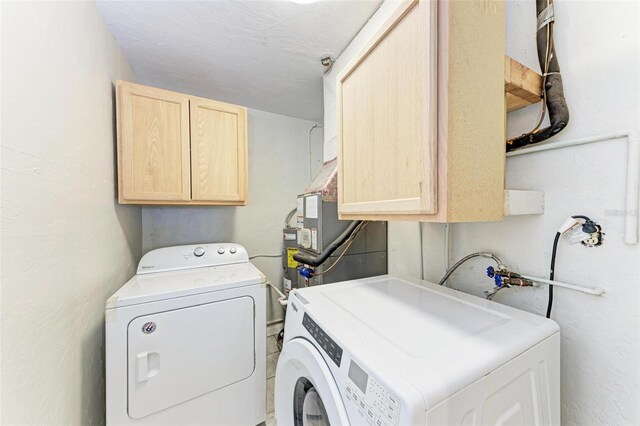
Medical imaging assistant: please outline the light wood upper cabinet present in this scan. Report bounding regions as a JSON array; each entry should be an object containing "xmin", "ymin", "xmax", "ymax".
[
  {"xmin": 118, "ymin": 82, "xmax": 191, "ymax": 201},
  {"xmin": 116, "ymin": 81, "xmax": 248, "ymax": 205},
  {"xmin": 190, "ymin": 99, "xmax": 247, "ymax": 203},
  {"xmin": 339, "ymin": 0, "xmax": 437, "ymax": 216},
  {"xmin": 337, "ymin": 0, "xmax": 505, "ymax": 222}
]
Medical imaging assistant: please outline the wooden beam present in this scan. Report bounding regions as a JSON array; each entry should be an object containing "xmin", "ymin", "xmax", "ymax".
[{"xmin": 505, "ymin": 56, "xmax": 542, "ymax": 112}]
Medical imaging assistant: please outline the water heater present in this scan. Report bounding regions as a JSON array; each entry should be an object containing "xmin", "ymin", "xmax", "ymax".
[{"xmin": 293, "ymin": 159, "xmax": 387, "ymax": 288}]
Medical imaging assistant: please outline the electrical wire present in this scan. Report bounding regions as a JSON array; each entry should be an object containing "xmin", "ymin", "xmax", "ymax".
[
  {"xmin": 546, "ymin": 232, "xmax": 561, "ymax": 318},
  {"xmin": 546, "ymin": 214, "xmax": 596, "ymax": 318},
  {"xmin": 571, "ymin": 215, "xmax": 590, "ymax": 221},
  {"xmin": 438, "ymin": 252, "xmax": 504, "ymax": 287},
  {"xmin": 313, "ymin": 221, "xmax": 367, "ymax": 276},
  {"xmin": 313, "ymin": 221, "xmax": 368, "ymax": 277},
  {"xmin": 249, "ymin": 254, "xmax": 282, "ymax": 260},
  {"xmin": 313, "ymin": 238, "xmax": 356, "ymax": 277},
  {"xmin": 507, "ymin": 0, "xmax": 553, "ymax": 144},
  {"xmin": 294, "ymin": 220, "xmax": 362, "ymax": 267},
  {"xmin": 255, "ymin": 207, "xmax": 296, "ymax": 262},
  {"xmin": 284, "ymin": 208, "xmax": 297, "ymax": 227}
]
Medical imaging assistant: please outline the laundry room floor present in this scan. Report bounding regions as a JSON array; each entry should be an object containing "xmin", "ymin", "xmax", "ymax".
[{"xmin": 265, "ymin": 321, "xmax": 283, "ymax": 426}]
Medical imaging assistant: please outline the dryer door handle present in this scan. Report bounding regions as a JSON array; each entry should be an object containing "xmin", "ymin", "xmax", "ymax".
[
  {"xmin": 136, "ymin": 352, "xmax": 160, "ymax": 382},
  {"xmin": 137, "ymin": 352, "xmax": 149, "ymax": 382}
]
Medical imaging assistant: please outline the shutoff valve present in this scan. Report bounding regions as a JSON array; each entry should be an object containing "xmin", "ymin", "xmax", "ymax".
[
  {"xmin": 299, "ymin": 267, "xmax": 314, "ymax": 279},
  {"xmin": 486, "ymin": 266, "xmax": 534, "ymax": 288}
]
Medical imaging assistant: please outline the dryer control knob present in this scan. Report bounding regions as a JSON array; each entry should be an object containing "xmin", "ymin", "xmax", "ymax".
[
  {"xmin": 230, "ymin": 247, "xmax": 237, "ymax": 254},
  {"xmin": 217, "ymin": 247, "xmax": 226, "ymax": 254},
  {"xmin": 193, "ymin": 247, "xmax": 205, "ymax": 257}
]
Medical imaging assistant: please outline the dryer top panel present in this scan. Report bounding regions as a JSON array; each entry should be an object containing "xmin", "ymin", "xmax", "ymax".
[
  {"xmin": 292, "ymin": 275, "xmax": 559, "ymax": 409},
  {"xmin": 107, "ymin": 262, "xmax": 265, "ymax": 309},
  {"xmin": 137, "ymin": 243, "xmax": 249, "ymax": 274},
  {"xmin": 107, "ymin": 244, "xmax": 266, "ymax": 309}
]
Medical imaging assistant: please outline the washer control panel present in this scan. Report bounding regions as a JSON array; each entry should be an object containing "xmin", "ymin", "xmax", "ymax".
[
  {"xmin": 303, "ymin": 313, "xmax": 343, "ymax": 367},
  {"xmin": 344, "ymin": 360, "xmax": 400, "ymax": 426}
]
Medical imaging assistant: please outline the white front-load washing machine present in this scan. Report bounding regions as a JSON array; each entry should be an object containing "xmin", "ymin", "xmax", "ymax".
[
  {"xmin": 275, "ymin": 275, "xmax": 560, "ymax": 425},
  {"xmin": 106, "ymin": 243, "xmax": 266, "ymax": 425}
]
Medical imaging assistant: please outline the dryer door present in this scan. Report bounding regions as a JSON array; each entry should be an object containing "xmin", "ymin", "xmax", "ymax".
[
  {"xmin": 275, "ymin": 338, "xmax": 350, "ymax": 425},
  {"xmin": 127, "ymin": 296, "xmax": 255, "ymax": 419}
]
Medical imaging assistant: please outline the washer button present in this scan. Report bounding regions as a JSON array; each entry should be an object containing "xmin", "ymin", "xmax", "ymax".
[
  {"xmin": 386, "ymin": 394, "xmax": 399, "ymax": 408},
  {"xmin": 230, "ymin": 247, "xmax": 237, "ymax": 254},
  {"xmin": 193, "ymin": 247, "xmax": 205, "ymax": 257},
  {"xmin": 217, "ymin": 247, "xmax": 226, "ymax": 254}
]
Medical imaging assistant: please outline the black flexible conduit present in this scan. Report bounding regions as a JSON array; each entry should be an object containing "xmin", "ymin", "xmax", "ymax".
[
  {"xmin": 293, "ymin": 220, "xmax": 363, "ymax": 267},
  {"xmin": 547, "ymin": 232, "xmax": 561, "ymax": 318},
  {"xmin": 507, "ymin": 0, "xmax": 569, "ymax": 151},
  {"xmin": 546, "ymin": 215, "xmax": 596, "ymax": 318}
]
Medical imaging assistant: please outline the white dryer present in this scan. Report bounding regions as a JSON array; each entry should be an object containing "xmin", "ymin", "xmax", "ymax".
[
  {"xmin": 275, "ymin": 275, "xmax": 560, "ymax": 426},
  {"xmin": 106, "ymin": 243, "xmax": 266, "ymax": 425}
]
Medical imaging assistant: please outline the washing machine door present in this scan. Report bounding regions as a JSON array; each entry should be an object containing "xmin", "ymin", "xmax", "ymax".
[{"xmin": 275, "ymin": 338, "xmax": 350, "ymax": 426}]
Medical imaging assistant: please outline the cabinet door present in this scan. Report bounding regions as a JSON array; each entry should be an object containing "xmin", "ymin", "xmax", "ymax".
[
  {"xmin": 190, "ymin": 99, "xmax": 247, "ymax": 204},
  {"xmin": 117, "ymin": 82, "xmax": 191, "ymax": 202},
  {"xmin": 337, "ymin": 0, "xmax": 437, "ymax": 216},
  {"xmin": 127, "ymin": 297, "xmax": 255, "ymax": 419}
]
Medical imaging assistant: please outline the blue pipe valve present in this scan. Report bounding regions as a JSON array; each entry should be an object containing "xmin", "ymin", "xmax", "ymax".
[
  {"xmin": 486, "ymin": 266, "xmax": 496, "ymax": 278},
  {"xmin": 486, "ymin": 266, "xmax": 503, "ymax": 287},
  {"xmin": 299, "ymin": 267, "xmax": 315, "ymax": 279}
]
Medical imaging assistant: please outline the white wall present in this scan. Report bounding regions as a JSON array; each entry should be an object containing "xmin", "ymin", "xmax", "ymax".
[
  {"xmin": 142, "ymin": 109, "xmax": 323, "ymax": 322},
  {"xmin": 324, "ymin": 1, "xmax": 640, "ymax": 425},
  {"xmin": 1, "ymin": 2, "xmax": 141, "ymax": 424}
]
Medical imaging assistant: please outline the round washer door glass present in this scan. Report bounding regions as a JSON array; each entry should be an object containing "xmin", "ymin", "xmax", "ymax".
[
  {"xmin": 294, "ymin": 377, "xmax": 330, "ymax": 426},
  {"xmin": 275, "ymin": 338, "xmax": 349, "ymax": 425}
]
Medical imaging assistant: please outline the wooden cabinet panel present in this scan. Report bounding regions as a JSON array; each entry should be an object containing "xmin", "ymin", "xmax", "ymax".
[
  {"xmin": 337, "ymin": 0, "xmax": 505, "ymax": 223},
  {"xmin": 190, "ymin": 99, "xmax": 247, "ymax": 203},
  {"xmin": 116, "ymin": 81, "xmax": 248, "ymax": 206},
  {"xmin": 338, "ymin": 0, "xmax": 437, "ymax": 215},
  {"xmin": 117, "ymin": 82, "xmax": 190, "ymax": 202}
]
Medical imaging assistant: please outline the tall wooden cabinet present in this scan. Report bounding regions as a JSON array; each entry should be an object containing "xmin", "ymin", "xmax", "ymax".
[
  {"xmin": 337, "ymin": 0, "xmax": 505, "ymax": 222},
  {"xmin": 116, "ymin": 81, "xmax": 248, "ymax": 205}
]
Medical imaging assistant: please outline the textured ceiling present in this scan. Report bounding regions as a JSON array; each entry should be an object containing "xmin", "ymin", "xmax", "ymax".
[{"xmin": 97, "ymin": 0, "xmax": 382, "ymax": 121}]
